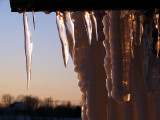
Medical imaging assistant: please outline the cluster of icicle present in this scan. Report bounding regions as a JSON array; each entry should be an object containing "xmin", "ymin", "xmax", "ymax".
[
  {"xmin": 22, "ymin": 11, "xmax": 98, "ymax": 87},
  {"xmin": 56, "ymin": 11, "xmax": 75, "ymax": 67},
  {"xmin": 103, "ymin": 10, "xmax": 144, "ymax": 102},
  {"xmin": 103, "ymin": 10, "xmax": 160, "ymax": 120},
  {"xmin": 21, "ymin": 9, "xmax": 160, "ymax": 120},
  {"xmin": 143, "ymin": 9, "xmax": 160, "ymax": 92},
  {"xmin": 56, "ymin": 11, "xmax": 98, "ymax": 67},
  {"xmin": 56, "ymin": 11, "xmax": 101, "ymax": 120}
]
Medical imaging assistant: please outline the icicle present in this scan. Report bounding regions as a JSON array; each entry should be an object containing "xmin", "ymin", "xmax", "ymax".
[
  {"xmin": 65, "ymin": 11, "xmax": 75, "ymax": 45},
  {"xmin": 72, "ymin": 11, "xmax": 107, "ymax": 120},
  {"xmin": 139, "ymin": 15, "xmax": 143, "ymax": 45},
  {"xmin": 56, "ymin": 11, "xmax": 69, "ymax": 67},
  {"xmin": 23, "ymin": 11, "xmax": 33, "ymax": 90},
  {"xmin": 103, "ymin": 14, "xmax": 112, "ymax": 98},
  {"xmin": 120, "ymin": 11, "xmax": 131, "ymax": 102},
  {"xmin": 84, "ymin": 11, "xmax": 92, "ymax": 45},
  {"xmin": 91, "ymin": 11, "xmax": 98, "ymax": 41},
  {"xmin": 64, "ymin": 11, "xmax": 75, "ymax": 60},
  {"xmin": 109, "ymin": 11, "xmax": 123, "ymax": 101},
  {"xmin": 32, "ymin": 10, "xmax": 35, "ymax": 31}
]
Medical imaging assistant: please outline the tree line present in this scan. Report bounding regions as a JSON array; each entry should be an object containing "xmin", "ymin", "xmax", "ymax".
[{"xmin": 0, "ymin": 94, "xmax": 81, "ymax": 118}]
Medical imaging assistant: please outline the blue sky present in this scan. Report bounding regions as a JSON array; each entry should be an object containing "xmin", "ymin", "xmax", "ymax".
[{"xmin": 0, "ymin": 0, "xmax": 81, "ymax": 104}]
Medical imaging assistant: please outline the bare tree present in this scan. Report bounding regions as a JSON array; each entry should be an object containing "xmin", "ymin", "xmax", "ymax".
[
  {"xmin": 23, "ymin": 95, "xmax": 40, "ymax": 110},
  {"xmin": 1, "ymin": 94, "xmax": 14, "ymax": 107},
  {"xmin": 16, "ymin": 95, "xmax": 25, "ymax": 102},
  {"xmin": 44, "ymin": 97, "xmax": 53, "ymax": 108},
  {"xmin": 66, "ymin": 101, "xmax": 71, "ymax": 108}
]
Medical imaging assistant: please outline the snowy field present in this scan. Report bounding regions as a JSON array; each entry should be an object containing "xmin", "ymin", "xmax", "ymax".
[{"xmin": 0, "ymin": 116, "xmax": 81, "ymax": 120}]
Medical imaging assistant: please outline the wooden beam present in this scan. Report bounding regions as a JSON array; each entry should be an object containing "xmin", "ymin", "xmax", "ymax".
[{"xmin": 10, "ymin": 0, "xmax": 159, "ymax": 12}]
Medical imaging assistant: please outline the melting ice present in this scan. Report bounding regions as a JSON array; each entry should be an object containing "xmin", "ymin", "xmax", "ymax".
[
  {"xmin": 56, "ymin": 11, "xmax": 69, "ymax": 67},
  {"xmin": 23, "ymin": 11, "xmax": 33, "ymax": 89},
  {"xmin": 84, "ymin": 11, "xmax": 92, "ymax": 45}
]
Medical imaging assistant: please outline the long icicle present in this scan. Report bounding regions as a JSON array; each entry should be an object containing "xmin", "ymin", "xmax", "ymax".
[
  {"xmin": 23, "ymin": 11, "xmax": 33, "ymax": 90},
  {"xmin": 84, "ymin": 11, "xmax": 92, "ymax": 45},
  {"xmin": 109, "ymin": 11, "xmax": 123, "ymax": 101},
  {"xmin": 56, "ymin": 11, "xmax": 69, "ymax": 67},
  {"xmin": 65, "ymin": 11, "xmax": 75, "ymax": 60}
]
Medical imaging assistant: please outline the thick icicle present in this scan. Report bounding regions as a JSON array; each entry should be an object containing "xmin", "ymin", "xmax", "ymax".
[
  {"xmin": 104, "ymin": 11, "xmax": 131, "ymax": 102},
  {"xmin": 84, "ymin": 11, "xmax": 92, "ymax": 45},
  {"xmin": 64, "ymin": 11, "xmax": 75, "ymax": 60},
  {"xmin": 109, "ymin": 11, "xmax": 123, "ymax": 101},
  {"xmin": 56, "ymin": 11, "xmax": 69, "ymax": 67},
  {"xmin": 91, "ymin": 11, "xmax": 98, "ymax": 41},
  {"xmin": 103, "ymin": 14, "xmax": 112, "ymax": 98},
  {"xmin": 72, "ymin": 11, "xmax": 107, "ymax": 120},
  {"xmin": 120, "ymin": 11, "xmax": 131, "ymax": 102},
  {"xmin": 32, "ymin": 10, "xmax": 35, "ymax": 30},
  {"xmin": 23, "ymin": 11, "xmax": 33, "ymax": 90}
]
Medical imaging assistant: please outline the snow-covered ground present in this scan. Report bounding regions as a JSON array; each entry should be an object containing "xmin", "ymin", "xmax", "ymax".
[{"xmin": 0, "ymin": 116, "xmax": 81, "ymax": 120}]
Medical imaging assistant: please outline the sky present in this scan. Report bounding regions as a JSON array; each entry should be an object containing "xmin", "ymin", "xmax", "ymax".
[{"xmin": 0, "ymin": 0, "xmax": 81, "ymax": 104}]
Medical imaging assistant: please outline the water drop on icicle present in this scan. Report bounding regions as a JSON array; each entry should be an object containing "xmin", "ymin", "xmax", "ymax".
[
  {"xmin": 84, "ymin": 11, "xmax": 92, "ymax": 45},
  {"xmin": 65, "ymin": 11, "xmax": 75, "ymax": 59},
  {"xmin": 32, "ymin": 10, "xmax": 35, "ymax": 31},
  {"xmin": 91, "ymin": 11, "xmax": 98, "ymax": 41},
  {"xmin": 23, "ymin": 11, "xmax": 33, "ymax": 90},
  {"xmin": 56, "ymin": 11, "xmax": 69, "ymax": 67}
]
